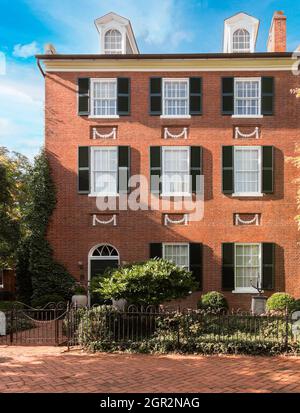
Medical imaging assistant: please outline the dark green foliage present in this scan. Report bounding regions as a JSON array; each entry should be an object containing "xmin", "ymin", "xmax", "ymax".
[
  {"xmin": 0, "ymin": 301, "xmax": 24, "ymax": 311},
  {"xmin": 15, "ymin": 237, "xmax": 32, "ymax": 304},
  {"xmin": 198, "ymin": 291, "xmax": 228, "ymax": 311},
  {"xmin": 92, "ymin": 258, "xmax": 197, "ymax": 305},
  {"xmin": 16, "ymin": 149, "xmax": 75, "ymax": 304},
  {"xmin": 266, "ymin": 292, "xmax": 295, "ymax": 312},
  {"xmin": 31, "ymin": 294, "xmax": 66, "ymax": 308}
]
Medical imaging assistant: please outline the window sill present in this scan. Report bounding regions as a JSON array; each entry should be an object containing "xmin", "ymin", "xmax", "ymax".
[
  {"xmin": 232, "ymin": 193, "xmax": 263, "ymax": 197},
  {"xmin": 232, "ymin": 289, "xmax": 261, "ymax": 294},
  {"xmin": 89, "ymin": 194, "xmax": 119, "ymax": 198},
  {"xmin": 160, "ymin": 115, "xmax": 191, "ymax": 119},
  {"xmin": 161, "ymin": 193, "xmax": 192, "ymax": 198},
  {"xmin": 88, "ymin": 115, "xmax": 120, "ymax": 119},
  {"xmin": 231, "ymin": 115, "xmax": 263, "ymax": 119}
]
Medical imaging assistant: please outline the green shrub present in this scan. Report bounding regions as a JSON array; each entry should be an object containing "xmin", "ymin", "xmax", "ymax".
[
  {"xmin": 266, "ymin": 293, "xmax": 295, "ymax": 312},
  {"xmin": 292, "ymin": 299, "xmax": 300, "ymax": 312},
  {"xmin": 31, "ymin": 294, "xmax": 66, "ymax": 308},
  {"xmin": 92, "ymin": 258, "xmax": 197, "ymax": 306},
  {"xmin": 198, "ymin": 291, "xmax": 228, "ymax": 311},
  {"xmin": 0, "ymin": 301, "xmax": 24, "ymax": 311}
]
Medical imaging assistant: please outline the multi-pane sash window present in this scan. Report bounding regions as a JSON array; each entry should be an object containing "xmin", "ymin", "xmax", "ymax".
[
  {"xmin": 104, "ymin": 29, "xmax": 122, "ymax": 54},
  {"xmin": 234, "ymin": 146, "xmax": 261, "ymax": 195},
  {"xmin": 91, "ymin": 147, "xmax": 118, "ymax": 195},
  {"xmin": 163, "ymin": 244, "xmax": 189, "ymax": 270},
  {"xmin": 232, "ymin": 29, "xmax": 250, "ymax": 52},
  {"xmin": 162, "ymin": 146, "xmax": 190, "ymax": 196},
  {"xmin": 235, "ymin": 243, "xmax": 261, "ymax": 291},
  {"xmin": 91, "ymin": 79, "xmax": 117, "ymax": 117},
  {"xmin": 163, "ymin": 79, "xmax": 189, "ymax": 116},
  {"xmin": 234, "ymin": 78, "xmax": 261, "ymax": 116}
]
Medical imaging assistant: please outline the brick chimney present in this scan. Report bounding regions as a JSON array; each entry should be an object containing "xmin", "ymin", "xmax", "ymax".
[{"xmin": 267, "ymin": 11, "xmax": 287, "ymax": 52}]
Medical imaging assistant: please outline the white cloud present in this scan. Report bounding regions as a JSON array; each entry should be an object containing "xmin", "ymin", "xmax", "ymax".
[{"xmin": 13, "ymin": 41, "xmax": 40, "ymax": 58}]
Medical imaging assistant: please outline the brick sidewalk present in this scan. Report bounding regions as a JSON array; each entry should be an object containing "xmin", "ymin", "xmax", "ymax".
[{"xmin": 0, "ymin": 346, "xmax": 300, "ymax": 393}]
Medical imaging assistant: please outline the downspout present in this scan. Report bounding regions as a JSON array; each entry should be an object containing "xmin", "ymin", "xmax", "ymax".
[{"xmin": 36, "ymin": 58, "xmax": 45, "ymax": 77}]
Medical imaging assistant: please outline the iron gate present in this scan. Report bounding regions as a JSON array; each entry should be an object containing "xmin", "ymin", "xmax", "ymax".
[{"xmin": 0, "ymin": 302, "xmax": 69, "ymax": 346}]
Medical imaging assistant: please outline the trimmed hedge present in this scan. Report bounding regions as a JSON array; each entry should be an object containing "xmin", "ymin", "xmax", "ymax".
[
  {"xmin": 266, "ymin": 293, "xmax": 295, "ymax": 312},
  {"xmin": 198, "ymin": 291, "xmax": 228, "ymax": 311}
]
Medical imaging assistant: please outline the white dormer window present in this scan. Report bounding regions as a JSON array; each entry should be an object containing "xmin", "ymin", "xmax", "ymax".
[
  {"xmin": 223, "ymin": 12, "xmax": 259, "ymax": 53},
  {"xmin": 232, "ymin": 29, "xmax": 250, "ymax": 52},
  {"xmin": 104, "ymin": 29, "xmax": 123, "ymax": 54}
]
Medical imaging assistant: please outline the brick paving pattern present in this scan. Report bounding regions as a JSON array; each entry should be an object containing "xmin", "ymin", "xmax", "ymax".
[{"xmin": 0, "ymin": 346, "xmax": 300, "ymax": 393}]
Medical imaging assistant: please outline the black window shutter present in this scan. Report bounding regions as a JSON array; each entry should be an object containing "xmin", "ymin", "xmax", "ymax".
[
  {"xmin": 150, "ymin": 78, "xmax": 162, "ymax": 115},
  {"xmin": 190, "ymin": 146, "xmax": 203, "ymax": 194},
  {"xmin": 222, "ymin": 146, "xmax": 234, "ymax": 194},
  {"xmin": 78, "ymin": 147, "xmax": 90, "ymax": 193},
  {"xmin": 150, "ymin": 147, "xmax": 161, "ymax": 194},
  {"xmin": 262, "ymin": 146, "xmax": 274, "ymax": 193},
  {"xmin": 117, "ymin": 78, "xmax": 130, "ymax": 115},
  {"xmin": 222, "ymin": 243, "xmax": 235, "ymax": 291},
  {"xmin": 190, "ymin": 77, "xmax": 202, "ymax": 115},
  {"xmin": 150, "ymin": 243, "xmax": 162, "ymax": 259},
  {"xmin": 189, "ymin": 243, "xmax": 203, "ymax": 290},
  {"xmin": 222, "ymin": 77, "xmax": 234, "ymax": 115},
  {"xmin": 262, "ymin": 243, "xmax": 275, "ymax": 290},
  {"xmin": 261, "ymin": 77, "xmax": 274, "ymax": 115},
  {"xmin": 118, "ymin": 146, "xmax": 130, "ymax": 194},
  {"xmin": 78, "ymin": 78, "xmax": 90, "ymax": 116}
]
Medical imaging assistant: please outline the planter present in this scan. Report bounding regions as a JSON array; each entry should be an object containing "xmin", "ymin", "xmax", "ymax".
[
  {"xmin": 112, "ymin": 298, "xmax": 127, "ymax": 311},
  {"xmin": 251, "ymin": 295, "xmax": 267, "ymax": 315},
  {"xmin": 72, "ymin": 295, "xmax": 88, "ymax": 308}
]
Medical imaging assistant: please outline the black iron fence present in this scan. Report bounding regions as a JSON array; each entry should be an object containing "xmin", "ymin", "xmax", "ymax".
[
  {"xmin": 67, "ymin": 305, "xmax": 298, "ymax": 352},
  {"xmin": 1, "ymin": 303, "xmax": 299, "ymax": 352}
]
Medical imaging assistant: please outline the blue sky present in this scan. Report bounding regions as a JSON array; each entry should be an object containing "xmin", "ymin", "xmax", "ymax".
[{"xmin": 0, "ymin": 0, "xmax": 299, "ymax": 159}]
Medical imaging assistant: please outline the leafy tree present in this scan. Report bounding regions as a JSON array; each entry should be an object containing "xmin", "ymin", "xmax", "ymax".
[
  {"xmin": 16, "ymin": 149, "xmax": 75, "ymax": 303},
  {"xmin": 92, "ymin": 258, "xmax": 197, "ymax": 306}
]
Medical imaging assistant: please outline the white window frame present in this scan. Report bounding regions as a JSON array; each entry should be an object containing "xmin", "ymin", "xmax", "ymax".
[
  {"xmin": 233, "ymin": 146, "xmax": 262, "ymax": 197},
  {"xmin": 161, "ymin": 146, "xmax": 191, "ymax": 197},
  {"xmin": 163, "ymin": 243, "xmax": 190, "ymax": 270},
  {"xmin": 232, "ymin": 77, "xmax": 263, "ymax": 118},
  {"xmin": 90, "ymin": 146, "xmax": 118, "ymax": 197},
  {"xmin": 0, "ymin": 269, "xmax": 3, "ymax": 289},
  {"xmin": 233, "ymin": 243, "xmax": 262, "ymax": 293},
  {"xmin": 161, "ymin": 78, "xmax": 191, "ymax": 119},
  {"xmin": 104, "ymin": 29, "xmax": 123, "ymax": 55},
  {"xmin": 89, "ymin": 78, "xmax": 119, "ymax": 119},
  {"xmin": 232, "ymin": 29, "xmax": 251, "ymax": 53}
]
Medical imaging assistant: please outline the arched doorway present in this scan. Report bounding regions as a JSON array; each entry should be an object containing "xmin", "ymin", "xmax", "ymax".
[{"xmin": 88, "ymin": 244, "xmax": 120, "ymax": 305}]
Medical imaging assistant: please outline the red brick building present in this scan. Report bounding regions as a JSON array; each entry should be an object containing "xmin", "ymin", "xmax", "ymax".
[{"xmin": 37, "ymin": 11, "xmax": 300, "ymax": 309}]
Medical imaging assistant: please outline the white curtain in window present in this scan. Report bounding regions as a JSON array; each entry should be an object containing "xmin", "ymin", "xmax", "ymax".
[
  {"xmin": 235, "ymin": 244, "xmax": 260, "ymax": 289},
  {"xmin": 93, "ymin": 81, "xmax": 117, "ymax": 116},
  {"xmin": 235, "ymin": 147, "xmax": 260, "ymax": 194},
  {"xmin": 163, "ymin": 80, "xmax": 188, "ymax": 116},
  {"xmin": 93, "ymin": 148, "xmax": 118, "ymax": 194},
  {"xmin": 164, "ymin": 244, "xmax": 189, "ymax": 269},
  {"xmin": 162, "ymin": 148, "xmax": 189, "ymax": 195}
]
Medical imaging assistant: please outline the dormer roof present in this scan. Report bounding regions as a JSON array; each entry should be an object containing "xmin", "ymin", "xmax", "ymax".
[
  {"xmin": 223, "ymin": 12, "xmax": 260, "ymax": 53},
  {"xmin": 94, "ymin": 12, "xmax": 139, "ymax": 54}
]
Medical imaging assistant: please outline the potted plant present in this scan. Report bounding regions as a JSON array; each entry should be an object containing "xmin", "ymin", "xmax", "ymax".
[
  {"xmin": 72, "ymin": 284, "xmax": 88, "ymax": 307},
  {"xmin": 250, "ymin": 279, "xmax": 267, "ymax": 315}
]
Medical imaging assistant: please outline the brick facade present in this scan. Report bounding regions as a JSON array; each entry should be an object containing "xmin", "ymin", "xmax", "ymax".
[{"xmin": 44, "ymin": 66, "xmax": 300, "ymax": 310}]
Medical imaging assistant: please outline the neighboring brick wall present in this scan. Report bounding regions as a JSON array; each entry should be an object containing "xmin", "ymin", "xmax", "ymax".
[{"xmin": 45, "ymin": 69, "xmax": 300, "ymax": 310}]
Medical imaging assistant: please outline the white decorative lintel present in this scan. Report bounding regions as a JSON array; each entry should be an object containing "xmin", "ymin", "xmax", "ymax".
[
  {"xmin": 235, "ymin": 214, "xmax": 259, "ymax": 226},
  {"xmin": 93, "ymin": 127, "xmax": 117, "ymax": 140},
  {"xmin": 164, "ymin": 214, "xmax": 189, "ymax": 226},
  {"xmin": 93, "ymin": 214, "xmax": 117, "ymax": 226},
  {"xmin": 234, "ymin": 127, "xmax": 259, "ymax": 139},
  {"xmin": 164, "ymin": 127, "xmax": 188, "ymax": 140}
]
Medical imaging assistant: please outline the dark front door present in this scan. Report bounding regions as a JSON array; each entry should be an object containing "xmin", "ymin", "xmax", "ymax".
[{"xmin": 90, "ymin": 259, "xmax": 119, "ymax": 305}]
